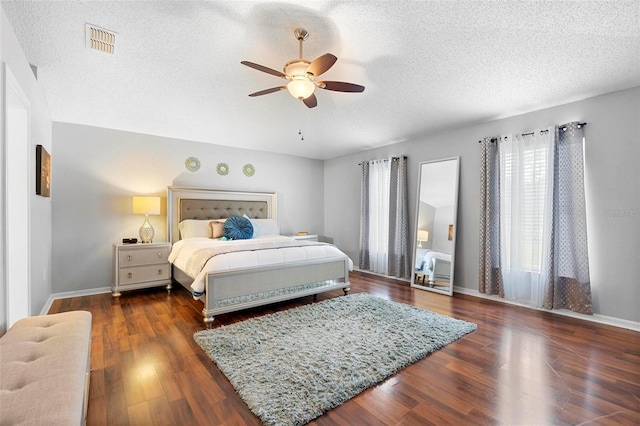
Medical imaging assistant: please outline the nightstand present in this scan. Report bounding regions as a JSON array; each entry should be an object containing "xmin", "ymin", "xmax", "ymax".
[
  {"xmin": 112, "ymin": 242, "xmax": 172, "ymax": 298},
  {"xmin": 290, "ymin": 234, "xmax": 319, "ymax": 242}
]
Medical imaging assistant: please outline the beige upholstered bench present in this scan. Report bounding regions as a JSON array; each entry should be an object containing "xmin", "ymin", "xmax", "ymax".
[{"xmin": 0, "ymin": 311, "xmax": 92, "ymax": 425}]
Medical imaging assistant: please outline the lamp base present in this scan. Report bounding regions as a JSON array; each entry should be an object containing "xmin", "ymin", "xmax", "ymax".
[{"xmin": 139, "ymin": 214, "xmax": 155, "ymax": 243}]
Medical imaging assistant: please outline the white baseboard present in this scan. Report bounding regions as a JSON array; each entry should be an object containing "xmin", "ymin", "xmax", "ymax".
[
  {"xmin": 453, "ymin": 286, "xmax": 640, "ymax": 332},
  {"xmin": 39, "ymin": 287, "xmax": 111, "ymax": 315}
]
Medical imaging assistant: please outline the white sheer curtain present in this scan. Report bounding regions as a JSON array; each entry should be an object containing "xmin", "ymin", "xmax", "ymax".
[
  {"xmin": 499, "ymin": 128, "xmax": 554, "ymax": 307},
  {"xmin": 367, "ymin": 159, "xmax": 390, "ymax": 273}
]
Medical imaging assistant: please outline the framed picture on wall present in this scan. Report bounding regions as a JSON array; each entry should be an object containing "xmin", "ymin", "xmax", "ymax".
[{"xmin": 36, "ymin": 144, "xmax": 51, "ymax": 197}]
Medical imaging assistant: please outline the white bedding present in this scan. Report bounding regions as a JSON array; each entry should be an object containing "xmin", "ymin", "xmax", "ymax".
[{"xmin": 169, "ymin": 235, "xmax": 354, "ymax": 296}]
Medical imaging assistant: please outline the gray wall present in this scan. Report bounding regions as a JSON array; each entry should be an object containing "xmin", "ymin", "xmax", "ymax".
[
  {"xmin": 52, "ymin": 123, "xmax": 324, "ymax": 293},
  {"xmin": 417, "ymin": 201, "xmax": 435, "ymax": 250},
  {"xmin": 1, "ymin": 8, "xmax": 53, "ymax": 329},
  {"xmin": 325, "ymin": 87, "xmax": 640, "ymax": 323},
  {"xmin": 432, "ymin": 205, "xmax": 454, "ymax": 254}
]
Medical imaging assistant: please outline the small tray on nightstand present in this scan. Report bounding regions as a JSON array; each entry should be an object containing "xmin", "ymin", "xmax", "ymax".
[{"xmin": 289, "ymin": 234, "xmax": 319, "ymax": 242}]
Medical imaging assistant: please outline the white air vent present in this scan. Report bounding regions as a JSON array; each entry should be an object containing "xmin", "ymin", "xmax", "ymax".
[{"xmin": 85, "ymin": 23, "xmax": 116, "ymax": 54}]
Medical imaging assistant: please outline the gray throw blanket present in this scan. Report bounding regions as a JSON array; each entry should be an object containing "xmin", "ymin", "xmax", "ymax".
[{"xmin": 184, "ymin": 239, "xmax": 331, "ymax": 279}]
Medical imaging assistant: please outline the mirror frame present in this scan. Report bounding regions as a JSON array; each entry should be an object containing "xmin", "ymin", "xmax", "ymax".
[{"xmin": 411, "ymin": 157, "xmax": 460, "ymax": 296}]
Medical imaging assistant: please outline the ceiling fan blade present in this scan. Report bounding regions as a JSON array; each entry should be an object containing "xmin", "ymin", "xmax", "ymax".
[
  {"xmin": 306, "ymin": 54, "xmax": 337, "ymax": 77},
  {"xmin": 248, "ymin": 86, "xmax": 286, "ymax": 97},
  {"xmin": 318, "ymin": 81, "xmax": 365, "ymax": 93},
  {"xmin": 241, "ymin": 61, "xmax": 286, "ymax": 78},
  {"xmin": 303, "ymin": 94, "xmax": 318, "ymax": 108}
]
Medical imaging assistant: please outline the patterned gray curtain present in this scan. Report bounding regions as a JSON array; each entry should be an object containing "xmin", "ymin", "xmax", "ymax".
[
  {"xmin": 478, "ymin": 138, "xmax": 504, "ymax": 296},
  {"xmin": 544, "ymin": 123, "xmax": 593, "ymax": 314},
  {"xmin": 388, "ymin": 156, "xmax": 410, "ymax": 278},
  {"xmin": 358, "ymin": 161, "xmax": 371, "ymax": 270}
]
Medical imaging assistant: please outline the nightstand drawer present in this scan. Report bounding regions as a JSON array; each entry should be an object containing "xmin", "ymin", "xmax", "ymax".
[
  {"xmin": 119, "ymin": 264, "xmax": 171, "ymax": 285},
  {"xmin": 113, "ymin": 242, "xmax": 172, "ymax": 298},
  {"xmin": 118, "ymin": 246, "xmax": 170, "ymax": 267}
]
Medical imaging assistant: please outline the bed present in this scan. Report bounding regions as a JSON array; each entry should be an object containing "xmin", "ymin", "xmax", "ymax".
[
  {"xmin": 167, "ymin": 186, "xmax": 352, "ymax": 327},
  {"xmin": 415, "ymin": 249, "xmax": 452, "ymax": 286}
]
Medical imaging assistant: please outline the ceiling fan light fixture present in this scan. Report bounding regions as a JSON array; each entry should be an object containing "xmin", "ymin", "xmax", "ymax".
[
  {"xmin": 286, "ymin": 78, "xmax": 315, "ymax": 100},
  {"xmin": 241, "ymin": 27, "xmax": 364, "ymax": 107}
]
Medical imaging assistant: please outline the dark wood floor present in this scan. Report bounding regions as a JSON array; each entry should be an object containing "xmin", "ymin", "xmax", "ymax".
[{"xmin": 49, "ymin": 271, "xmax": 640, "ymax": 425}]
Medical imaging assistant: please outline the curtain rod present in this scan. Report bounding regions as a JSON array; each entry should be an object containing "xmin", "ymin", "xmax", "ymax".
[
  {"xmin": 478, "ymin": 122, "xmax": 587, "ymax": 143},
  {"xmin": 358, "ymin": 155, "xmax": 407, "ymax": 165}
]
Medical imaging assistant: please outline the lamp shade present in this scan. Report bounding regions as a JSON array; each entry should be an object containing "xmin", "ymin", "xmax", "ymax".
[
  {"xmin": 417, "ymin": 230, "xmax": 429, "ymax": 241},
  {"xmin": 132, "ymin": 196, "xmax": 161, "ymax": 215}
]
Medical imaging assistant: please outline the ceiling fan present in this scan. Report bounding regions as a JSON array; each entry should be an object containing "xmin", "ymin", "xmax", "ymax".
[{"xmin": 241, "ymin": 28, "xmax": 365, "ymax": 108}]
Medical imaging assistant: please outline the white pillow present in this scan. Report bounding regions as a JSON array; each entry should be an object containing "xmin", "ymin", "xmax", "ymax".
[
  {"xmin": 179, "ymin": 219, "xmax": 214, "ymax": 239},
  {"xmin": 249, "ymin": 218, "xmax": 280, "ymax": 237}
]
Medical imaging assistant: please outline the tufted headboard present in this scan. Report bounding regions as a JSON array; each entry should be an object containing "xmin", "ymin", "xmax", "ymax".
[
  {"xmin": 167, "ymin": 187, "xmax": 277, "ymax": 243},
  {"xmin": 180, "ymin": 199, "xmax": 269, "ymax": 221}
]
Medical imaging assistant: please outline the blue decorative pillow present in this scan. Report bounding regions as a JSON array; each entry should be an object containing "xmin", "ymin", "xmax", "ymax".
[{"xmin": 223, "ymin": 215, "xmax": 254, "ymax": 240}]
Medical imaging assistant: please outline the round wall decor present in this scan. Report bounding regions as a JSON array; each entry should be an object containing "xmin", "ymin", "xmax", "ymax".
[
  {"xmin": 216, "ymin": 162, "xmax": 229, "ymax": 176},
  {"xmin": 243, "ymin": 163, "xmax": 255, "ymax": 177},
  {"xmin": 185, "ymin": 157, "xmax": 200, "ymax": 172}
]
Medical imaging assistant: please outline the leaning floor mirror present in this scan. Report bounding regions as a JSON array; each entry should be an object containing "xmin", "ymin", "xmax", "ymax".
[{"xmin": 411, "ymin": 157, "xmax": 460, "ymax": 296}]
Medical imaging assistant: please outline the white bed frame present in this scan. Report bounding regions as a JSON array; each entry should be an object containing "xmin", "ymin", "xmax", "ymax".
[{"xmin": 167, "ymin": 186, "xmax": 350, "ymax": 327}]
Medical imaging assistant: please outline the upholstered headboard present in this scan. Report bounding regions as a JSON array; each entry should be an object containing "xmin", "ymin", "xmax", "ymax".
[
  {"xmin": 167, "ymin": 187, "xmax": 277, "ymax": 243},
  {"xmin": 180, "ymin": 199, "xmax": 269, "ymax": 221}
]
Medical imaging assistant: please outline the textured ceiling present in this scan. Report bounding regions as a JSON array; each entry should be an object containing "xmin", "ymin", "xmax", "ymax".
[{"xmin": 3, "ymin": 0, "xmax": 640, "ymax": 160}]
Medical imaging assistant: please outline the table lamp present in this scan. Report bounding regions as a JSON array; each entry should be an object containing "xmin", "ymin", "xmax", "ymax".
[
  {"xmin": 417, "ymin": 230, "xmax": 429, "ymax": 248},
  {"xmin": 132, "ymin": 196, "xmax": 161, "ymax": 243}
]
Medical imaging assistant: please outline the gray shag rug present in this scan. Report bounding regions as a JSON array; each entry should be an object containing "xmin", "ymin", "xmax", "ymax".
[{"xmin": 194, "ymin": 293, "xmax": 477, "ymax": 426}]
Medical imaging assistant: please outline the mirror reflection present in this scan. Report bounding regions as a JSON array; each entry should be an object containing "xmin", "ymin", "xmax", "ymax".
[{"xmin": 412, "ymin": 157, "xmax": 460, "ymax": 295}]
